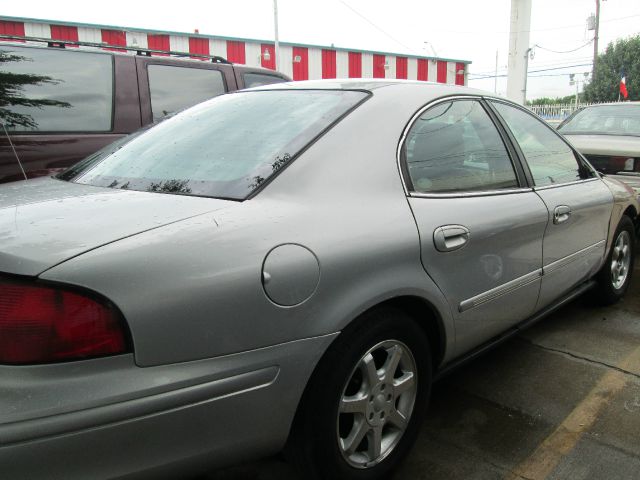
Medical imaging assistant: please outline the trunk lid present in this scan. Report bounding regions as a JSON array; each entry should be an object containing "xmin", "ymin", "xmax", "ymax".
[{"xmin": 0, "ymin": 177, "xmax": 234, "ymax": 276}]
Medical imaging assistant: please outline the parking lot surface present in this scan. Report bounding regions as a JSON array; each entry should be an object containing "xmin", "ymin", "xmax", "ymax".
[{"xmin": 203, "ymin": 260, "xmax": 640, "ymax": 480}]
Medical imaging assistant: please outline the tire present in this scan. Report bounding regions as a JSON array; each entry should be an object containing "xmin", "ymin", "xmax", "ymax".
[
  {"xmin": 286, "ymin": 307, "xmax": 431, "ymax": 480},
  {"xmin": 595, "ymin": 215, "xmax": 635, "ymax": 305}
]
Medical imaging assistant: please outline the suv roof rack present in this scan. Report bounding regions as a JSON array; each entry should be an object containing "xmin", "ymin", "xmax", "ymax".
[{"xmin": 0, "ymin": 34, "xmax": 232, "ymax": 64}]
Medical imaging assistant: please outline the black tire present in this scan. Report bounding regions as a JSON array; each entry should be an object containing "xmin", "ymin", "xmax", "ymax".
[
  {"xmin": 595, "ymin": 215, "xmax": 635, "ymax": 305},
  {"xmin": 286, "ymin": 307, "xmax": 431, "ymax": 480}
]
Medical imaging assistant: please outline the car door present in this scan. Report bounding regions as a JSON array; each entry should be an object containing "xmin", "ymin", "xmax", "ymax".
[
  {"xmin": 489, "ymin": 100, "xmax": 613, "ymax": 310},
  {"xmin": 400, "ymin": 97, "xmax": 549, "ymax": 357}
]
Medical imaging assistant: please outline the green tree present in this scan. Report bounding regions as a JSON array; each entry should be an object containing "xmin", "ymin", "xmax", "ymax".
[
  {"xmin": 0, "ymin": 50, "xmax": 70, "ymax": 129},
  {"xmin": 583, "ymin": 35, "xmax": 640, "ymax": 102}
]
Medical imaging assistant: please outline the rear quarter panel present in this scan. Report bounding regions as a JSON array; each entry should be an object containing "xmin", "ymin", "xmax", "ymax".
[
  {"xmin": 41, "ymin": 87, "xmax": 455, "ymax": 367},
  {"xmin": 601, "ymin": 175, "xmax": 640, "ymax": 253}
]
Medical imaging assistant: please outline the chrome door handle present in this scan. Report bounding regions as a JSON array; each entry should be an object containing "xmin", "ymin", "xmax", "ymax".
[
  {"xmin": 434, "ymin": 225, "xmax": 470, "ymax": 252},
  {"xmin": 553, "ymin": 205, "xmax": 571, "ymax": 224}
]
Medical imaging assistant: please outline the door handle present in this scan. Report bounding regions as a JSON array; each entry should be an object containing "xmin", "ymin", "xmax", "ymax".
[
  {"xmin": 434, "ymin": 225, "xmax": 470, "ymax": 252},
  {"xmin": 553, "ymin": 205, "xmax": 571, "ymax": 224}
]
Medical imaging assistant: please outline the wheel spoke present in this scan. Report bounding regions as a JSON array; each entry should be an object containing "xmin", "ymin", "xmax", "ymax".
[
  {"xmin": 340, "ymin": 394, "xmax": 369, "ymax": 414},
  {"xmin": 382, "ymin": 345, "xmax": 403, "ymax": 382},
  {"xmin": 367, "ymin": 426, "xmax": 383, "ymax": 461},
  {"xmin": 341, "ymin": 417, "xmax": 369, "ymax": 454},
  {"xmin": 387, "ymin": 408, "xmax": 408, "ymax": 430},
  {"xmin": 361, "ymin": 353, "xmax": 380, "ymax": 387},
  {"xmin": 393, "ymin": 371, "xmax": 415, "ymax": 396}
]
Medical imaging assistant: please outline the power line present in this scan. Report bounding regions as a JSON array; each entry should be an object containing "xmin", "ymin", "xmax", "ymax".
[
  {"xmin": 529, "ymin": 71, "xmax": 591, "ymax": 78},
  {"xmin": 336, "ymin": 0, "xmax": 417, "ymax": 54},
  {"xmin": 470, "ymin": 63, "xmax": 593, "ymax": 81},
  {"xmin": 534, "ymin": 39, "xmax": 594, "ymax": 54},
  {"xmin": 425, "ymin": 12, "xmax": 640, "ymax": 36},
  {"xmin": 529, "ymin": 63, "xmax": 592, "ymax": 74},
  {"xmin": 469, "ymin": 57, "xmax": 594, "ymax": 77}
]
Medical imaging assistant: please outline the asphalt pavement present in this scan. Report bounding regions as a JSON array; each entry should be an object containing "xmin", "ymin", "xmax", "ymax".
[{"xmin": 203, "ymin": 259, "xmax": 640, "ymax": 480}]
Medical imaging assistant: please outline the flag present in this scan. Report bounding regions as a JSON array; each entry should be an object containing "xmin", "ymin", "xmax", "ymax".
[{"xmin": 620, "ymin": 68, "xmax": 629, "ymax": 99}]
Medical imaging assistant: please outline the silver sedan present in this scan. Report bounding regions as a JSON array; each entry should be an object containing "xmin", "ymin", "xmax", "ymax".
[
  {"xmin": 0, "ymin": 80, "xmax": 637, "ymax": 480},
  {"xmin": 559, "ymin": 102, "xmax": 640, "ymax": 194}
]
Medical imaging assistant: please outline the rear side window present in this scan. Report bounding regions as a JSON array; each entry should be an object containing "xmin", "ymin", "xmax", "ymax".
[
  {"xmin": 491, "ymin": 101, "xmax": 594, "ymax": 187},
  {"xmin": 61, "ymin": 90, "xmax": 368, "ymax": 200},
  {"xmin": 404, "ymin": 99, "xmax": 518, "ymax": 193},
  {"xmin": 0, "ymin": 45, "xmax": 113, "ymax": 132},
  {"xmin": 148, "ymin": 65, "xmax": 226, "ymax": 121},
  {"xmin": 243, "ymin": 73, "xmax": 286, "ymax": 89}
]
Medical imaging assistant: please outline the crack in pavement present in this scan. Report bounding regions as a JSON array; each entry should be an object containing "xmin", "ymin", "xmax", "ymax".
[
  {"xmin": 504, "ymin": 344, "xmax": 640, "ymax": 480},
  {"xmin": 516, "ymin": 337, "xmax": 640, "ymax": 381}
]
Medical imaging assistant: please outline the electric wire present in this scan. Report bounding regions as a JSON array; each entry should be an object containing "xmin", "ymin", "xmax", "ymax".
[
  {"xmin": 336, "ymin": 0, "xmax": 418, "ymax": 54},
  {"xmin": 470, "ymin": 63, "xmax": 593, "ymax": 81},
  {"xmin": 527, "ymin": 72, "xmax": 591, "ymax": 78},
  {"xmin": 533, "ymin": 40, "xmax": 594, "ymax": 54},
  {"xmin": 468, "ymin": 57, "xmax": 594, "ymax": 77},
  {"xmin": 426, "ymin": 13, "xmax": 640, "ymax": 36}
]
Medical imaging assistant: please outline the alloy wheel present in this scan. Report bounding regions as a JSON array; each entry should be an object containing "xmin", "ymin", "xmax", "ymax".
[
  {"xmin": 336, "ymin": 340, "xmax": 418, "ymax": 469},
  {"xmin": 611, "ymin": 230, "xmax": 631, "ymax": 290}
]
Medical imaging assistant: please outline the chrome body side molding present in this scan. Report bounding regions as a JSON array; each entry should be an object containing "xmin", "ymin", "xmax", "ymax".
[
  {"xmin": 459, "ymin": 269, "xmax": 542, "ymax": 313},
  {"xmin": 543, "ymin": 240, "xmax": 606, "ymax": 275},
  {"xmin": 459, "ymin": 239, "xmax": 605, "ymax": 313}
]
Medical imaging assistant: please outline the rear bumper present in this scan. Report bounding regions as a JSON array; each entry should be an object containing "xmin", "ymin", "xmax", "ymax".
[{"xmin": 0, "ymin": 333, "xmax": 337, "ymax": 479}]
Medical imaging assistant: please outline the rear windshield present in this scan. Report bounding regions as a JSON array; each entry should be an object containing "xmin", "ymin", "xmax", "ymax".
[
  {"xmin": 559, "ymin": 105, "xmax": 640, "ymax": 136},
  {"xmin": 60, "ymin": 90, "xmax": 368, "ymax": 199}
]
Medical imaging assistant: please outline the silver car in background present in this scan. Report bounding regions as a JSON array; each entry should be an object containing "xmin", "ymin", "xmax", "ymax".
[
  {"xmin": 559, "ymin": 102, "xmax": 640, "ymax": 195},
  {"xmin": 0, "ymin": 80, "xmax": 637, "ymax": 480}
]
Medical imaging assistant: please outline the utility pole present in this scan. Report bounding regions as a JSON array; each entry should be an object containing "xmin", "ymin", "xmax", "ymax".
[
  {"xmin": 273, "ymin": 0, "xmax": 280, "ymax": 71},
  {"xmin": 506, "ymin": 0, "xmax": 532, "ymax": 105},
  {"xmin": 592, "ymin": 0, "xmax": 600, "ymax": 79}
]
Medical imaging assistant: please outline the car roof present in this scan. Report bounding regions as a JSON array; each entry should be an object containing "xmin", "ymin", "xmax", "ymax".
[
  {"xmin": 249, "ymin": 78, "xmax": 494, "ymax": 98},
  {"xmin": 0, "ymin": 39, "xmax": 284, "ymax": 76},
  {"xmin": 582, "ymin": 102, "xmax": 640, "ymax": 108}
]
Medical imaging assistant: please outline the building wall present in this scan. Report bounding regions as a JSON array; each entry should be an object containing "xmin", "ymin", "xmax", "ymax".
[{"xmin": 0, "ymin": 18, "xmax": 469, "ymax": 85}]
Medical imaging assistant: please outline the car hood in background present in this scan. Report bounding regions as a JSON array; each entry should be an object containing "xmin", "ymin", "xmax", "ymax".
[
  {"xmin": 0, "ymin": 178, "xmax": 234, "ymax": 276},
  {"xmin": 563, "ymin": 133, "xmax": 640, "ymax": 157}
]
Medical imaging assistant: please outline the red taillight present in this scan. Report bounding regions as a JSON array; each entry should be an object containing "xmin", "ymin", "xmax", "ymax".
[{"xmin": 0, "ymin": 280, "xmax": 128, "ymax": 364}]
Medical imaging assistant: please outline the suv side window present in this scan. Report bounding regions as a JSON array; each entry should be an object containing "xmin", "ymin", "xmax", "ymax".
[
  {"xmin": 404, "ymin": 99, "xmax": 518, "ymax": 193},
  {"xmin": 148, "ymin": 65, "xmax": 226, "ymax": 121},
  {"xmin": 1, "ymin": 45, "xmax": 113, "ymax": 132},
  {"xmin": 491, "ymin": 101, "xmax": 595, "ymax": 187},
  {"xmin": 243, "ymin": 73, "xmax": 287, "ymax": 89}
]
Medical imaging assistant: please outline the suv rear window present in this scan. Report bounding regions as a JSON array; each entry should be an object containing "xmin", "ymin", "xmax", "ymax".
[
  {"xmin": 60, "ymin": 90, "xmax": 368, "ymax": 199},
  {"xmin": 148, "ymin": 64, "xmax": 226, "ymax": 121},
  {"xmin": 243, "ymin": 73, "xmax": 286, "ymax": 89},
  {"xmin": 0, "ymin": 45, "xmax": 113, "ymax": 132}
]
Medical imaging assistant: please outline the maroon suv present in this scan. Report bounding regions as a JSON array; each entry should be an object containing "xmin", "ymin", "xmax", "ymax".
[{"xmin": 0, "ymin": 41, "xmax": 289, "ymax": 183}]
